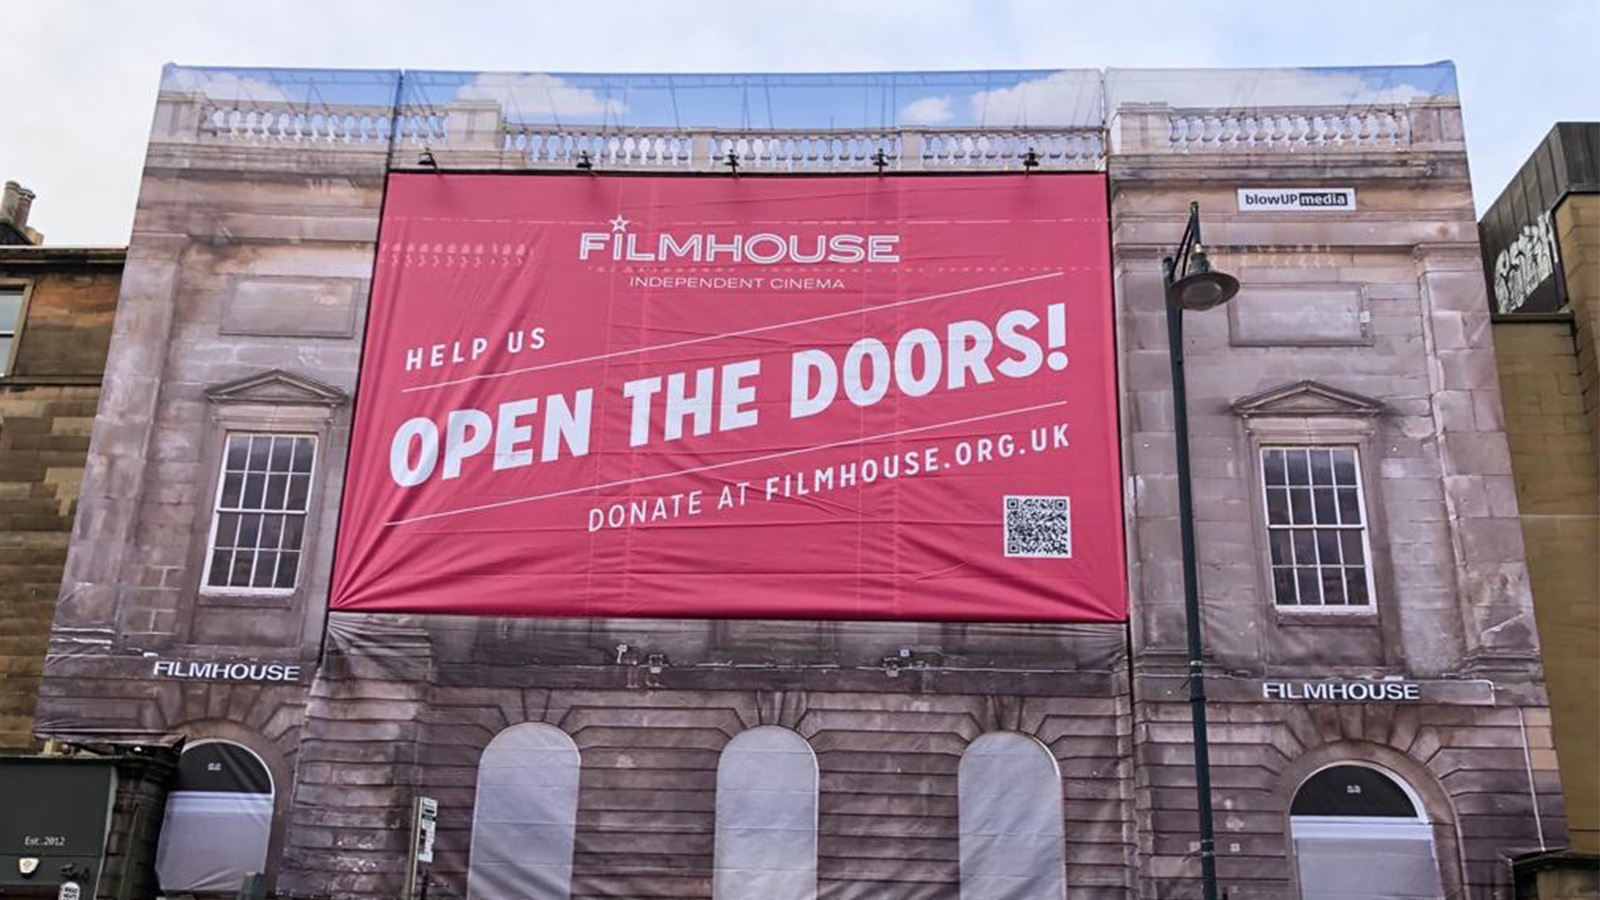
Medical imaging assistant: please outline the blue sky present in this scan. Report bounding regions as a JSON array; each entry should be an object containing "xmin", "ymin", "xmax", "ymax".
[
  {"xmin": 160, "ymin": 63, "xmax": 1458, "ymax": 131},
  {"xmin": 4, "ymin": 0, "xmax": 1597, "ymax": 245}
]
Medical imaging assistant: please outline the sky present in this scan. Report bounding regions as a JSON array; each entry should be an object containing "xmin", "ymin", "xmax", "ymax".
[{"xmin": 2, "ymin": 0, "xmax": 1597, "ymax": 247}]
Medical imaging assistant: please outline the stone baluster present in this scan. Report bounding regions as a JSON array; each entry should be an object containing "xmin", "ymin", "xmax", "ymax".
[{"xmin": 1289, "ymin": 114, "xmax": 1310, "ymax": 148}]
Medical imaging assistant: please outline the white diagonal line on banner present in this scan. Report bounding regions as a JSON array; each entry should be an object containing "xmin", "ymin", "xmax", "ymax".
[
  {"xmin": 399, "ymin": 271, "xmax": 1064, "ymax": 394},
  {"xmin": 385, "ymin": 399, "xmax": 1068, "ymax": 526}
]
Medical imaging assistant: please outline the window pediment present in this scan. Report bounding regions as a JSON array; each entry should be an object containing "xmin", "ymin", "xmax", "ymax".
[
  {"xmin": 205, "ymin": 369, "xmax": 347, "ymax": 408},
  {"xmin": 1232, "ymin": 380, "xmax": 1384, "ymax": 420}
]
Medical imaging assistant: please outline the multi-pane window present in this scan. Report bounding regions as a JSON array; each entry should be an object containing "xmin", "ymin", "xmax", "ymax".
[
  {"xmin": 1262, "ymin": 446, "xmax": 1373, "ymax": 608},
  {"xmin": 0, "ymin": 285, "xmax": 26, "ymax": 372},
  {"xmin": 205, "ymin": 433, "xmax": 315, "ymax": 591}
]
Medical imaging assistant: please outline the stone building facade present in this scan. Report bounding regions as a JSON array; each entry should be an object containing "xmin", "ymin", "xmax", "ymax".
[
  {"xmin": 26, "ymin": 64, "xmax": 1563, "ymax": 899},
  {"xmin": 0, "ymin": 195, "xmax": 122, "ymax": 751}
]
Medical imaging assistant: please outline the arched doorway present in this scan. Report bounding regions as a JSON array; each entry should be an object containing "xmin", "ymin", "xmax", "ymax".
[
  {"xmin": 155, "ymin": 740, "xmax": 275, "ymax": 893},
  {"xmin": 958, "ymin": 732, "xmax": 1066, "ymax": 900},
  {"xmin": 467, "ymin": 723, "xmax": 581, "ymax": 900},
  {"xmin": 712, "ymin": 726, "xmax": 819, "ymax": 900},
  {"xmin": 1290, "ymin": 764, "xmax": 1445, "ymax": 900}
]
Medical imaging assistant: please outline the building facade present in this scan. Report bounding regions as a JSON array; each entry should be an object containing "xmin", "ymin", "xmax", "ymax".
[
  {"xmin": 0, "ymin": 184, "xmax": 122, "ymax": 752},
  {"xmin": 1485, "ymin": 122, "xmax": 1600, "ymax": 899},
  {"xmin": 0, "ymin": 187, "xmax": 138, "ymax": 900},
  {"xmin": 21, "ymin": 64, "xmax": 1563, "ymax": 899}
]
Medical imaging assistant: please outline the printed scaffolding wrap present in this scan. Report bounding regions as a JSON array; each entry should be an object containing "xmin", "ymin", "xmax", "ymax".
[{"xmin": 330, "ymin": 174, "xmax": 1124, "ymax": 621}]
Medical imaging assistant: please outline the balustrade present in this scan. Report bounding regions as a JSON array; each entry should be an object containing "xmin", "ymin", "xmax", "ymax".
[
  {"xmin": 162, "ymin": 92, "xmax": 1454, "ymax": 166},
  {"xmin": 1166, "ymin": 106, "xmax": 1412, "ymax": 151}
]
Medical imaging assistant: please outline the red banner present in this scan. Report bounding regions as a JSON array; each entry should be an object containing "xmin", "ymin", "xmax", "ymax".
[{"xmin": 330, "ymin": 173, "xmax": 1124, "ymax": 621}]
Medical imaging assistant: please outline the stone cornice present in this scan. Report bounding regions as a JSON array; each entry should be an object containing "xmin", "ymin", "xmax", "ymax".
[
  {"xmin": 0, "ymin": 246, "xmax": 127, "ymax": 268},
  {"xmin": 205, "ymin": 369, "xmax": 348, "ymax": 407},
  {"xmin": 1232, "ymin": 380, "xmax": 1387, "ymax": 419}
]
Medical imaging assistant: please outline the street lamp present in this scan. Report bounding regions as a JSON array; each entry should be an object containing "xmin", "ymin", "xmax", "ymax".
[{"xmin": 1162, "ymin": 201, "xmax": 1239, "ymax": 900}]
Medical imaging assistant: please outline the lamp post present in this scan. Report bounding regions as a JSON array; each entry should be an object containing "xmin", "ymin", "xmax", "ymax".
[{"xmin": 1162, "ymin": 201, "xmax": 1239, "ymax": 900}]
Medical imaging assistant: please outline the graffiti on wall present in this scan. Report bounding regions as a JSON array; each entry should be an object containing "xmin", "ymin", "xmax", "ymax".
[{"xmin": 1493, "ymin": 214, "xmax": 1560, "ymax": 314}]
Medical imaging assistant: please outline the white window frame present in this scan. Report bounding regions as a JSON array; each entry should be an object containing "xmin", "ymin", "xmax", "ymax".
[
  {"xmin": 200, "ymin": 431, "xmax": 319, "ymax": 597},
  {"xmin": 0, "ymin": 279, "xmax": 33, "ymax": 376},
  {"xmin": 1258, "ymin": 444, "xmax": 1378, "ymax": 615}
]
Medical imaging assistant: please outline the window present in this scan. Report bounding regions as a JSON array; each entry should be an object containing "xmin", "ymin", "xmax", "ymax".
[
  {"xmin": 0, "ymin": 284, "xmax": 26, "ymax": 373},
  {"xmin": 468, "ymin": 723, "xmax": 580, "ymax": 900},
  {"xmin": 1262, "ymin": 447, "xmax": 1373, "ymax": 609},
  {"xmin": 204, "ymin": 433, "xmax": 316, "ymax": 592},
  {"xmin": 713, "ymin": 727, "xmax": 818, "ymax": 900},
  {"xmin": 1289, "ymin": 764, "xmax": 1444, "ymax": 900},
  {"xmin": 958, "ymin": 732, "xmax": 1066, "ymax": 900},
  {"xmin": 155, "ymin": 741, "xmax": 275, "ymax": 893}
]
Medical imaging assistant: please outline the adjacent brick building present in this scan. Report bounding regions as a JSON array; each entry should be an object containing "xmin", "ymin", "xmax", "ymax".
[{"xmin": 15, "ymin": 64, "xmax": 1568, "ymax": 899}]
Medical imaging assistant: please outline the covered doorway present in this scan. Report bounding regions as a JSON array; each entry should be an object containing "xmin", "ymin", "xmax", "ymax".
[
  {"xmin": 154, "ymin": 740, "xmax": 275, "ymax": 893},
  {"xmin": 1290, "ymin": 764, "xmax": 1445, "ymax": 900}
]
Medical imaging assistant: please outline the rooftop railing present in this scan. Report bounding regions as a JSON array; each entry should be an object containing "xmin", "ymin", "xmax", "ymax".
[
  {"xmin": 1111, "ymin": 100, "xmax": 1463, "ymax": 155},
  {"xmin": 1167, "ymin": 106, "xmax": 1411, "ymax": 151},
  {"xmin": 152, "ymin": 93, "xmax": 1466, "ymax": 169},
  {"xmin": 499, "ymin": 125, "xmax": 1106, "ymax": 171}
]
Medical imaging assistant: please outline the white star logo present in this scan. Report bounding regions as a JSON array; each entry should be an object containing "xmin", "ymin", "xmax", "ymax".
[{"xmin": 609, "ymin": 215, "xmax": 630, "ymax": 233}]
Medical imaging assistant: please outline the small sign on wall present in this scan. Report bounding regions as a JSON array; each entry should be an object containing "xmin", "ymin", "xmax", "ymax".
[
  {"xmin": 1238, "ymin": 188, "xmax": 1356, "ymax": 212},
  {"xmin": 405, "ymin": 795, "xmax": 438, "ymax": 899},
  {"xmin": 1264, "ymin": 680, "xmax": 1419, "ymax": 701},
  {"xmin": 150, "ymin": 659, "xmax": 302, "ymax": 683},
  {"xmin": 417, "ymin": 796, "xmax": 437, "ymax": 863}
]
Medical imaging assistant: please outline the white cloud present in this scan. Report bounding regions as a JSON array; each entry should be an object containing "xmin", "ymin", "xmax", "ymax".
[
  {"xmin": 968, "ymin": 70, "xmax": 1100, "ymax": 127},
  {"xmin": 455, "ymin": 73, "xmax": 627, "ymax": 122},
  {"xmin": 162, "ymin": 68, "xmax": 289, "ymax": 103},
  {"xmin": 5, "ymin": 0, "xmax": 1599, "ymax": 244},
  {"xmin": 1104, "ymin": 67, "xmax": 1441, "ymax": 110},
  {"xmin": 898, "ymin": 95, "xmax": 954, "ymax": 125}
]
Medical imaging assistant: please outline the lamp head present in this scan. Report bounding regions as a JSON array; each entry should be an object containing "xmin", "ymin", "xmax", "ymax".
[{"xmin": 1168, "ymin": 247, "xmax": 1239, "ymax": 311}]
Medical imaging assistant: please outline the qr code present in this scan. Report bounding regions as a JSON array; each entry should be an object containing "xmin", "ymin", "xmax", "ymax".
[{"xmin": 1004, "ymin": 495, "xmax": 1072, "ymax": 558}]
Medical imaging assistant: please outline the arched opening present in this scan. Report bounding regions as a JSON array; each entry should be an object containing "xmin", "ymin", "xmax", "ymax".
[
  {"xmin": 155, "ymin": 740, "xmax": 275, "ymax": 893},
  {"xmin": 1290, "ymin": 763, "xmax": 1445, "ymax": 900},
  {"xmin": 958, "ymin": 732, "xmax": 1066, "ymax": 900},
  {"xmin": 713, "ymin": 726, "xmax": 818, "ymax": 900},
  {"xmin": 467, "ymin": 723, "xmax": 581, "ymax": 900}
]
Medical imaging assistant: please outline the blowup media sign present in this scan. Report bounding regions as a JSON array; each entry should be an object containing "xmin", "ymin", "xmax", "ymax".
[{"xmin": 330, "ymin": 174, "xmax": 1125, "ymax": 621}]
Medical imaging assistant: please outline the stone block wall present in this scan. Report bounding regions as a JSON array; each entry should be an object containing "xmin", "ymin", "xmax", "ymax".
[
  {"xmin": 1112, "ymin": 142, "xmax": 1554, "ymax": 897},
  {"xmin": 282, "ymin": 616, "xmax": 1137, "ymax": 900},
  {"xmin": 1493, "ymin": 191, "xmax": 1600, "ymax": 858},
  {"xmin": 0, "ymin": 258, "xmax": 120, "ymax": 751},
  {"xmin": 0, "ymin": 386, "xmax": 100, "ymax": 749}
]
